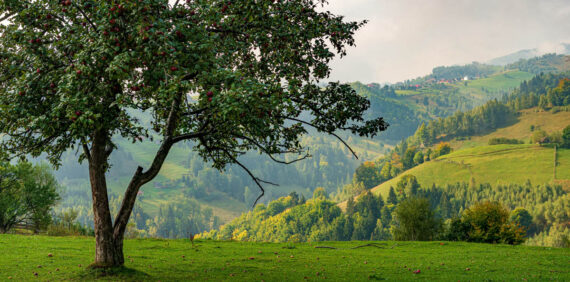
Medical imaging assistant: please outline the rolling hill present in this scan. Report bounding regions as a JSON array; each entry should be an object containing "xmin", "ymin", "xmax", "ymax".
[
  {"xmin": 367, "ymin": 109, "xmax": 570, "ymax": 201},
  {"xmin": 54, "ymin": 66, "xmax": 539, "ymax": 227},
  {"xmin": 50, "ymin": 52, "xmax": 570, "ymax": 235}
]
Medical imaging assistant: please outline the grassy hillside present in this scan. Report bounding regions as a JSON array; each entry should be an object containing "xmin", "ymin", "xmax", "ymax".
[
  {"xmin": 1, "ymin": 235, "xmax": 569, "ymax": 281},
  {"xmin": 458, "ymin": 70, "xmax": 534, "ymax": 100},
  {"xmin": 359, "ymin": 108, "xmax": 570, "ymax": 201},
  {"xmin": 451, "ymin": 109, "xmax": 570, "ymax": 149},
  {"xmin": 371, "ymin": 144, "xmax": 570, "ymax": 199}
]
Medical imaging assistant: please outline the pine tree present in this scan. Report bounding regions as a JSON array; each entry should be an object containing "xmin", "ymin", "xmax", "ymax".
[{"xmin": 387, "ymin": 187, "xmax": 398, "ymax": 205}]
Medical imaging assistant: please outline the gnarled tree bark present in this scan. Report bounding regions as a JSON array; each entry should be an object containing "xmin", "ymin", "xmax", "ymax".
[
  {"xmin": 88, "ymin": 129, "xmax": 122, "ymax": 266},
  {"xmin": 87, "ymin": 91, "xmax": 198, "ymax": 267}
]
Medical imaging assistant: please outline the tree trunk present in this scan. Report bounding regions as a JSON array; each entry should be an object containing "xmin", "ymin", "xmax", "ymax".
[
  {"xmin": 88, "ymin": 130, "xmax": 123, "ymax": 267},
  {"xmin": 87, "ymin": 92, "xmax": 183, "ymax": 267}
]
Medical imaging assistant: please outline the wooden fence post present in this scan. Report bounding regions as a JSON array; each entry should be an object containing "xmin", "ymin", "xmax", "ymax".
[{"xmin": 554, "ymin": 144, "xmax": 557, "ymax": 180}]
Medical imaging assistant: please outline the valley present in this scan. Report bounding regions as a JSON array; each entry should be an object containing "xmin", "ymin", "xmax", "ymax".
[
  {"xmin": 2, "ymin": 2, "xmax": 569, "ymax": 278},
  {"xmin": 50, "ymin": 54, "xmax": 570, "ymax": 238}
]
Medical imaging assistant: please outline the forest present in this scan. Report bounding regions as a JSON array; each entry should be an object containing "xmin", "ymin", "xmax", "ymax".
[{"xmin": 202, "ymin": 177, "xmax": 569, "ymax": 248}]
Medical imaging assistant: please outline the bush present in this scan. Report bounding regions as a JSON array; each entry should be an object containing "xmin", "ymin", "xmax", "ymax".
[
  {"xmin": 531, "ymin": 130, "xmax": 548, "ymax": 144},
  {"xmin": 488, "ymin": 138, "xmax": 523, "ymax": 145},
  {"xmin": 446, "ymin": 202, "xmax": 525, "ymax": 245},
  {"xmin": 434, "ymin": 142, "xmax": 452, "ymax": 157},
  {"xmin": 510, "ymin": 208, "xmax": 534, "ymax": 236},
  {"xmin": 443, "ymin": 218, "xmax": 471, "ymax": 241},
  {"xmin": 391, "ymin": 197, "xmax": 441, "ymax": 241}
]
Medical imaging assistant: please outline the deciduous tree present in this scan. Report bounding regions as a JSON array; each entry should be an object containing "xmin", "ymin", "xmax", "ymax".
[{"xmin": 0, "ymin": 0, "xmax": 386, "ymax": 266}]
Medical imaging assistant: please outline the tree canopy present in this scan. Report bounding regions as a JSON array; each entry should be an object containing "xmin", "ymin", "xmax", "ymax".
[{"xmin": 0, "ymin": 0, "xmax": 386, "ymax": 199}]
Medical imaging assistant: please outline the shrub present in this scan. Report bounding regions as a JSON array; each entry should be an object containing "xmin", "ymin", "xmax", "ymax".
[
  {"xmin": 432, "ymin": 142, "xmax": 452, "ymax": 158},
  {"xmin": 456, "ymin": 202, "xmax": 525, "ymax": 245},
  {"xmin": 510, "ymin": 208, "xmax": 534, "ymax": 236},
  {"xmin": 531, "ymin": 130, "xmax": 548, "ymax": 144},
  {"xmin": 443, "ymin": 218, "xmax": 471, "ymax": 241}
]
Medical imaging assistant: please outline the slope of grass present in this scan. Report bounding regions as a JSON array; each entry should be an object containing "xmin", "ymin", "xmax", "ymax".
[
  {"xmin": 451, "ymin": 109, "xmax": 570, "ymax": 149},
  {"xmin": 1, "ymin": 235, "xmax": 568, "ymax": 281},
  {"xmin": 394, "ymin": 70, "xmax": 533, "ymax": 101},
  {"xmin": 458, "ymin": 70, "xmax": 534, "ymax": 100},
  {"xmin": 370, "ymin": 144, "xmax": 570, "ymax": 200},
  {"xmin": 556, "ymin": 148, "xmax": 570, "ymax": 181}
]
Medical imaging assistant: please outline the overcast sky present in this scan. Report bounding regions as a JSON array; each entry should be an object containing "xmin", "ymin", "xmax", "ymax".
[{"xmin": 324, "ymin": 0, "xmax": 570, "ymax": 83}]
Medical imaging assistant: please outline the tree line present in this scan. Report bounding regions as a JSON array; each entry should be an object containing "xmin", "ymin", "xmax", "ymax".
[{"xmin": 202, "ymin": 176, "xmax": 569, "ymax": 247}]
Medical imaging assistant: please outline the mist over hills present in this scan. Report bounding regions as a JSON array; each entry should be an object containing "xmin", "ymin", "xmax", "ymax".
[{"xmin": 487, "ymin": 43, "xmax": 570, "ymax": 65}]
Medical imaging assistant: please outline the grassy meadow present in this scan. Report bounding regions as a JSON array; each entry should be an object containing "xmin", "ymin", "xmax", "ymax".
[
  {"xmin": 361, "ymin": 109, "xmax": 570, "ymax": 200},
  {"xmin": 368, "ymin": 144, "xmax": 570, "ymax": 200},
  {"xmin": 1, "ymin": 234, "xmax": 569, "ymax": 281},
  {"xmin": 458, "ymin": 70, "xmax": 534, "ymax": 100},
  {"xmin": 394, "ymin": 70, "xmax": 534, "ymax": 101},
  {"xmin": 451, "ymin": 109, "xmax": 570, "ymax": 150}
]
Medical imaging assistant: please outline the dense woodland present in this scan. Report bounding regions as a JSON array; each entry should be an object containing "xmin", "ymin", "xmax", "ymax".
[
  {"xmin": 203, "ymin": 178, "xmax": 569, "ymax": 248},
  {"xmin": 48, "ymin": 57, "xmax": 570, "ymax": 228}
]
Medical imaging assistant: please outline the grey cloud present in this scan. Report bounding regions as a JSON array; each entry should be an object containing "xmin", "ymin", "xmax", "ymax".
[{"xmin": 325, "ymin": 0, "xmax": 570, "ymax": 83}]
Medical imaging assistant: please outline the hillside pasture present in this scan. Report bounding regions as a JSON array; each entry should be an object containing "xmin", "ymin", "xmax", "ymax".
[
  {"xmin": 452, "ymin": 109, "xmax": 570, "ymax": 149},
  {"xmin": 369, "ymin": 144, "xmax": 569, "ymax": 200},
  {"xmin": 458, "ymin": 70, "xmax": 534, "ymax": 100}
]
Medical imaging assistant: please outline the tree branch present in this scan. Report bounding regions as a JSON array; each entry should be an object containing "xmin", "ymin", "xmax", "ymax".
[
  {"xmin": 113, "ymin": 89, "xmax": 185, "ymax": 240},
  {"xmin": 73, "ymin": 3, "xmax": 98, "ymax": 31},
  {"xmin": 284, "ymin": 116, "xmax": 359, "ymax": 159},
  {"xmin": 171, "ymin": 131, "xmax": 210, "ymax": 144},
  {"xmin": 214, "ymin": 146, "xmax": 278, "ymax": 207},
  {"xmin": 232, "ymin": 133, "xmax": 310, "ymax": 165},
  {"xmin": 181, "ymin": 106, "xmax": 210, "ymax": 117},
  {"xmin": 82, "ymin": 141, "xmax": 91, "ymax": 163}
]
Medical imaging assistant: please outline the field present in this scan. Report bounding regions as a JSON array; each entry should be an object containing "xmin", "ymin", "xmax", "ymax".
[
  {"xmin": 394, "ymin": 70, "xmax": 534, "ymax": 102},
  {"xmin": 451, "ymin": 109, "xmax": 570, "ymax": 149},
  {"xmin": 368, "ymin": 144, "xmax": 570, "ymax": 200},
  {"xmin": 458, "ymin": 70, "xmax": 534, "ymax": 101},
  {"xmin": 1, "ymin": 235, "xmax": 569, "ymax": 281}
]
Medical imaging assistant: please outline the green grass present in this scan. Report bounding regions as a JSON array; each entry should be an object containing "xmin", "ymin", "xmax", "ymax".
[
  {"xmin": 458, "ymin": 70, "xmax": 534, "ymax": 100},
  {"xmin": 1, "ymin": 235, "xmax": 568, "ymax": 281},
  {"xmin": 369, "ymin": 144, "xmax": 570, "ymax": 200},
  {"xmin": 557, "ymin": 147, "xmax": 570, "ymax": 180},
  {"xmin": 450, "ymin": 109, "xmax": 570, "ymax": 150},
  {"xmin": 394, "ymin": 70, "xmax": 533, "ymax": 102}
]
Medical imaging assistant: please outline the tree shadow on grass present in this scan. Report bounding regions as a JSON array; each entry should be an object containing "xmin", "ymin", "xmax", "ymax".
[{"xmin": 74, "ymin": 265, "xmax": 150, "ymax": 280}]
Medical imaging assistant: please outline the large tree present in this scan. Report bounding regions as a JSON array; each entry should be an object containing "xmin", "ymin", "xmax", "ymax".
[{"xmin": 0, "ymin": 0, "xmax": 387, "ymax": 267}]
